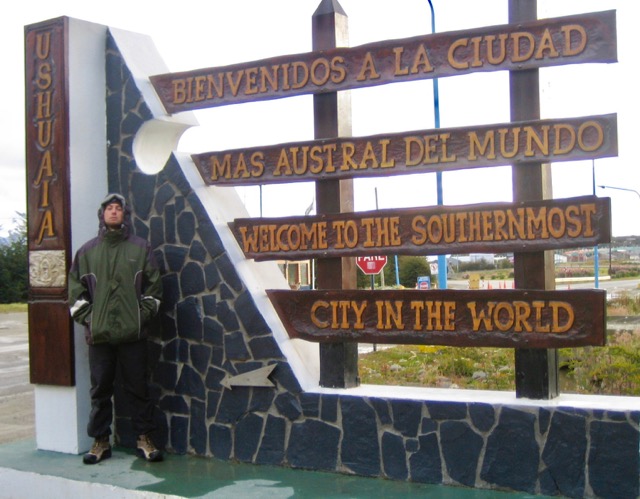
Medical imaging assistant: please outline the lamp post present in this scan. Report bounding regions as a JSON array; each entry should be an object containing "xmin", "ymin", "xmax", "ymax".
[
  {"xmin": 598, "ymin": 185, "xmax": 640, "ymax": 201},
  {"xmin": 598, "ymin": 184, "xmax": 640, "ymax": 277},
  {"xmin": 427, "ymin": 0, "xmax": 447, "ymax": 289}
]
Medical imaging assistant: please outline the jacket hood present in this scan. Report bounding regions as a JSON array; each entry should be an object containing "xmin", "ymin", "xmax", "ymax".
[{"xmin": 98, "ymin": 192, "xmax": 132, "ymax": 237}]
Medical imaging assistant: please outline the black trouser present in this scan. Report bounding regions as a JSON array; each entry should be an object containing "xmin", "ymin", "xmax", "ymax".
[{"xmin": 87, "ymin": 339, "xmax": 155, "ymax": 439}]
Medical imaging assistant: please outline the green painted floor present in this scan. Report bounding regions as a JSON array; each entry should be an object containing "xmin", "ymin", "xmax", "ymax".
[{"xmin": 0, "ymin": 439, "xmax": 550, "ymax": 498}]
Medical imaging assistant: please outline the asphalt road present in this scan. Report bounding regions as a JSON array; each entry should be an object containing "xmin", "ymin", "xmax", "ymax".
[{"xmin": 0, "ymin": 312, "xmax": 33, "ymax": 444}]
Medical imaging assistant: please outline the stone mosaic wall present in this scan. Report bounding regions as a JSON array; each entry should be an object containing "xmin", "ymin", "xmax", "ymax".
[{"xmin": 104, "ymin": 31, "xmax": 639, "ymax": 499}]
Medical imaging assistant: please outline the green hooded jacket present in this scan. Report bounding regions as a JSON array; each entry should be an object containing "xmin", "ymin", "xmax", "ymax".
[{"xmin": 68, "ymin": 194, "xmax": 162, "ymax": 344}]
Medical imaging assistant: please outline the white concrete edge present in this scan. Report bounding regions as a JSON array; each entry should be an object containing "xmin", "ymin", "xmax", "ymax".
[{"xmin": 314, "ymin": 383, "xmax": 640, "ymax": 412}]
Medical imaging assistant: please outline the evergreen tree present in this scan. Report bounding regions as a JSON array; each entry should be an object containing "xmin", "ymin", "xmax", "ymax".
[{"xmin": 0, "ymin": 213, "xmax": 28, "ymax": 303}]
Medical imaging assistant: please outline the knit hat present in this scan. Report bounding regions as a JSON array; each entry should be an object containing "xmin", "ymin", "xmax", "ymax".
[{"xmin": 101, "ymin": 193, "xmax": 126, "ymax": 209}]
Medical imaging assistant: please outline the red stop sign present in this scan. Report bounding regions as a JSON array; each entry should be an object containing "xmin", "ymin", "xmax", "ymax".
[{"xmin": 356, "ymin": 256, "xmax": 388, "ymax": 275}]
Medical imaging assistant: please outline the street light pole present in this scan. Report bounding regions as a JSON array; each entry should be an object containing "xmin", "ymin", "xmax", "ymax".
[
  {"xmin": 598, "ymin": 185, "xmax": 640, "ymax": 201},
  {"xmin": 427, "ymin": 0, "xmax": 447, "ymax": 289},
  {"xmin": 598, "ymin": 184, "xmax": 640, "ymax": 276}
]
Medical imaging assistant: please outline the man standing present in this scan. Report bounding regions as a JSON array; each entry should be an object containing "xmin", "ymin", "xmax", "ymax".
[{"xmin": 68, "ymin": 193, "xmax": 163, "ymax": 464}]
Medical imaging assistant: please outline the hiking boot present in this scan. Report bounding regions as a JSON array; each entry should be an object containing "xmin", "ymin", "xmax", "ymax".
[
  {"xmin": 136, "ymin": 434, "xmax": 163, "ymax": 462},
  {"xmin": 83, "ymin": 436, "xmax": 111, "ymax": 464}
]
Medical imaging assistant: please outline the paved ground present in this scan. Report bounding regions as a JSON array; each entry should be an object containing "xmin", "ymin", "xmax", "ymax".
[{"xmin": 0, "ymin": 312, "xmax": 34, "ymax": 445}]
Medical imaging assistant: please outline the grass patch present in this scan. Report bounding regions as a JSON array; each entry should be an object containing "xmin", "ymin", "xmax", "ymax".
[
  {"xmin": 359, "ymin": 331, "xmax": 640, "ymax": 396},
  {"xmin": 360, "ymin": 294, "xmax": 640, "ymax": 396},
  {"xmin": 0, "ymin": 303, "xmax": 28, "ymax": 313},
  {"xmin": 359, "ymin": 345, "xmax": 515, "ymax": 391}
]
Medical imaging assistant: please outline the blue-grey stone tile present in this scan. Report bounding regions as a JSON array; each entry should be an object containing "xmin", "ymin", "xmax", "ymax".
[
  {"xmin": 164, "ymin": 203, "xmax": 176, "ymax": 244},
  {"xmin": 154, "ymin": 183, "xmax": 175, "ymax": 213},
  {"xmin": 206, "ymin": 391, "xmax": 221, "ymax": 419},
  {"xmin": 133, "ymin": 218, "xmax": 149, "ymax": 240},
  {"xmin": 275, "ymin": 392, "xmax": 302, "ymax": 421},
  {"xmin": 441, "ymin": 421, "xmax": 482, "ymax": 487},
  {"xmin": 160, "ymin": 274, "xmax": 180, "ymax": 313},
  {"xmin": 202, "ymin": 294, "xmax": 217, "ymax": 316},
  {"xmin": 219, "ymin": 283, "xmax": 234, "ymax": 300},
  {"xmin": 288, "ymin": 419, "xmax": 340, "ymax": 471},
  {"xmin": 164, "ymin": 245, "xmax": 188, "ymax": 272},
  {"xmin": 190, "ymin": 399, "xmax": 207, "ymax": 455},
  {"xmin": 321, "ymin": 395, "xmax": 338, "ymax": 423},
  {"xmin": 159, "ymin": 395, "xmax": 189, "ymax": 414},
  {"xmin": 131, "ymin": 172, "xmax": 155, "ymax": 219},
  {"xmin": 123, "ymin": 78, "xmax": 142, "ymax": 119},
  {"xmin": 216, "ymin": 388, "xmax": 250, "ymax": 424},
  {"xmin": 198, "ymin": 224, "xmax": 224, "ymax": 259},
  {"xmin": 105, "ymin": 49, "xmax": 122, "ymax": 93},
  {"xmin": 382, "ymin": 431, "xmax": 408, "ymax": 480},
  {"xmin": 481, "ymin": 407, "xmax": 538, "ymax": 493},
  {"xmin": 271, "ymin": 362, "xmax": 302, "ymax": 395},
  {"xmin": 203, "ymin": 317, "xmax": 223, "ymax": 346},
  {"xmin": 249, "ymin": 388, "xmax": 276, "ymax": 413},
  {"xmin": 189, "ymin": 240, "xmax": 207, "ymax": 262},
  {"xmin": 175, "ymin": 364, "xmax": 206, "ymax": 401},
  {"xmin": 162, "ymin": 338, "xmax": 188, "ymax": 363},
  {"xmin": 300, "ymin": 393, "xmax": 320, "ymax": 418},
  {"xmin": 235, "ymin": 413, "xmax": 264, "ymax": 462},
  {"xmin": 409, "ymin": 433, "xmax": 442, "ymax": 484},
  {"xmin": 217, "ymin": 301, "xmax": 240, "ymax": 332},
  {"xmin": 371, "ymin": 398, "xmax": 392, "ymax": 425},
  {"xmin": 235, "ymin": 291, "xmax": 269, "ymax": 337},
  {"xmin": 122, "ymin": 109, "xmax": 144, "ymax": 136},
  {"xmin": 177, "ymin": 211, "xmax": 196, "ymax": 245},
  {"xmin": 106, "ymin": 93, "xmax": 122, "ymax": 145},
  {"xmin": 541, "ymin": 411, "xmax": 586, "ymax": 498},
  {"xmin": 170, "ymin": 415, "xmax": 189, "ymax": 454},
  {"xmin": 177, "ymin": 297, "xmax": 203, "ymax": 342},
  {"xmin": 204, "ymin": 262, "xmax": 222, "ymax": 290},
  {"xmin": 205, "ymin": 366, "xmax": 226, "ymax": 391},
  {"xmin": 209, "ymin": 423, "xmax": 231, "ymax": 460},
  {"xmin": 391, "ymin": 400, "xmax": 422, "ymax": 437},
  {"xmin": 341, "ymin": 397, "xmax": 380, "ymax": 476},
  {"xmin": 248, "ymin": 336, "xmax": 283, "ymax": 361},
  {"xmin": 180, "ymin": 261, "xmax": 205, "ymax": 296},
  {"xmin": 225, "ymin": 331, "xmax": 250, "ymax": 361},
  {"xmin": 256, "ymin": 415, "xmax": 286, "ymax": 465},
  {"xmin": 469, "ymin": 403, "xmax": 495, "ymax": 432},
  {"xmin": 149, "ymin": 217, "xmax": 164, "ymax": 250},
  {"xmin": 426, "ymin": 400, "xmax": 467, "ymax": 421},
  {"xmin": 589, "ymin": 420, "xmax": 639, "ymax": 499},
  {"xmin": 190, "ymin": 343, "xmax": 212, "ymax": 375},
  {"xmin": 216, "ymin": 253, "xmax": 243, "ymax": 292}
]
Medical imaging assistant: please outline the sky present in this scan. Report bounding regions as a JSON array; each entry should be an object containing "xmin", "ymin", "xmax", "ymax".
[{"xmin": 2, "ymin": 0, "xmax": 638, "ymax": 238}]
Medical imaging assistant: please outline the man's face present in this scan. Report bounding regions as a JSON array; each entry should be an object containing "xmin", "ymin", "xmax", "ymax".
[{"xmin": 103, "ymin": 202, "xmax": 124, "ymax": 229}]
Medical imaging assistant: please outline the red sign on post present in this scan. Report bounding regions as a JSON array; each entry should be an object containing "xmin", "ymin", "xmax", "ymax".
[{"xmin": 356, "ymin": 256, "xmax": 387, "ymax": 275}]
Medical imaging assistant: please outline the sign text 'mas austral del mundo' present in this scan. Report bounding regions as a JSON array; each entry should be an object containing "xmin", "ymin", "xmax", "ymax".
[
  {"xmin": 150, "ymin": 10, "xmax": 616, "ymax": 113},
  {"xmin": 193, "ymin": 114, "xmax": 617, "ymax": 186},
  {"xmin": 230, "ymin": 196, "xmax": 610, "ymax": 261}
]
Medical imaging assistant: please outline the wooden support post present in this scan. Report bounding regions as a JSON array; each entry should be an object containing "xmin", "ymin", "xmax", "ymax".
[
  {"xmin": 509, "ymin": 0, "xmax": 559, "ymax": 399},
  {"xmin": 312, "ymin": 0, "xmax": 358, "ymax": 388}
]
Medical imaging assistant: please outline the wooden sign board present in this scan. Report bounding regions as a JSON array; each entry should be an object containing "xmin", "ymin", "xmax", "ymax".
[
  {"xmin": 25, "ymin": 17, "xmax": 74, "ymax": 386},
  {"xmin": 151, "ymin": 11, "xmax": 617, "ymax": 113},
  {"xmin": 267, "ymin": 288, "xmax": 606, "ymax": 348},
  {"xmin": 193, "ymin": 114, "xmax": 617, "ymax": 186},
  {"xmin": 230, "ymin": 195, "xmax": 610, "ymax": 261}
]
